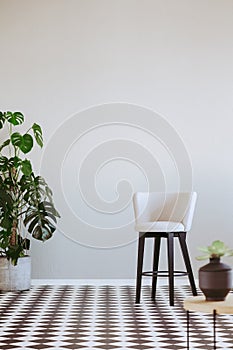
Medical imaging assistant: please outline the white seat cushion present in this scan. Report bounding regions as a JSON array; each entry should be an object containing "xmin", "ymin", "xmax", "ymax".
[{"xmin": 135, "ymin": 221, "xmax": 185, "ymax": 233}]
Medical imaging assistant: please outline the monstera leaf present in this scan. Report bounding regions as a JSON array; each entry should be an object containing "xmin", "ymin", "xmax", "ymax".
[
  {"xmin": 21, "ymin": 160, "xmax": 32, "ymax": 176},
  {"xmin": 0, "ymin": 156, "xmax": 9, "ymax": 172},
  {"xmin": 6, "ymin": 111, "xmax": 24, "ymax": 126},
  {"xmin": 0, "ymin": 139, "xmax": 10, "ymax": 152},
  {"xmin": 0, "ymin": 188, "xmax": 13, "ymax": 230},
  {"xmin": 20, "ymin": 174, "xmax": 53, "ymax": 205},
  {"xmin": 0, "ymin": 188, "xmax": 13, "ymax": 212},
  {"xmin": 20, "ymin": 173, "xmax": 59, "ymax": 241},
  {"xmin": 32, "ymin": 123, "xmax": 43, "ymax": 147},
  {"xmin": 0, "ymin": 112, "xmax": 6, "ymax": 129},
  {"xmin": 11, "ymin": 132, "xmax": 33, "ymax": 154},
  {"xmin": 24, "ymin": 201, "xmax": 59, "ymax": 241},
  {"xmin": 0, "ymin": 156, "xmax": 21, "ymax": 172}
]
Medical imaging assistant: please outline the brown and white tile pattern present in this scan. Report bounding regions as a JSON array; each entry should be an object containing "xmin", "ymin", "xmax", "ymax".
[{"xmin": 0, "ymin": 285, "xmax": 233, "ymax": 349}]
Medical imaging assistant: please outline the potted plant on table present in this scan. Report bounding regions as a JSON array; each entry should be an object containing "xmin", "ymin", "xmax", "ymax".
[
  {"xmin": 0, "ymin": 111, "xmax": 60, "ymax": 291},
  {"xmin": 196, "ymin": 240, "xmax": 233, "ymax": 301}
]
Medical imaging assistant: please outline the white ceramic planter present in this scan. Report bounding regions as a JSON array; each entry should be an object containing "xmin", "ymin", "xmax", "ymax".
[{"xmin": 0, "ymin": 256, "xmax": 31, "ymax": 291}]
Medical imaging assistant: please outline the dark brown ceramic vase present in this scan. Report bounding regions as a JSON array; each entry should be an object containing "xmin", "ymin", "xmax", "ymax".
[{"xmin": 199, "ymin": 257, "xmax": 232, "ymax": 301}]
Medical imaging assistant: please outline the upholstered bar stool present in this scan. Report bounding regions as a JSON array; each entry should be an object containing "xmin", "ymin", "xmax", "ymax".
[{"xmin": 133, "ymin": 192, "xmax": 198, "ymax": 306}]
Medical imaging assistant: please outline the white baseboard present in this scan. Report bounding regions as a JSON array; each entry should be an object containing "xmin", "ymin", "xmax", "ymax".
[{"xmin": 31, "ymin": 278, "xmax": 195, "ymax": 286}]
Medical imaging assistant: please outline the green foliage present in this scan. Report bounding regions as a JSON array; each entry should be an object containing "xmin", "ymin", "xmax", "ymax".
[
  {"xmin": 32, "ymin": 123, "xmax": 43, "ymax": 148},
  {"xmin": 6, "ymin": 111, "xmax": 24, "ymax": 126},
  {"xmin": 11, "ymin": 132, "xmax": 34, "ymax": 153},
  {"xmin": 0, "ymin": 111, "xmax": 60, "ymax": 265},
  {"xmin": 196, "ymin": 240, "xmax": 233, "ymax": 260}
]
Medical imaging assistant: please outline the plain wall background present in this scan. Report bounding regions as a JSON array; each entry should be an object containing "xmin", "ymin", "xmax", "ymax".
[{"xmin": 0, "ymin": 0, "xmax": 233, "ymax": 279}]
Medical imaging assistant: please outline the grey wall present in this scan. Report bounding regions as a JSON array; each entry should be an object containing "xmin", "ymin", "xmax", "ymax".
[{"xmin": 1, "ymin": 0, "xmax": 233, "ymax": 279}]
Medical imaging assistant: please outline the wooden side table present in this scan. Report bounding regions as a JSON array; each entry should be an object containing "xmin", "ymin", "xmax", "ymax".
[{"xmin": 184, "ymin": 294, "xmax": 233, "ymax": 349}]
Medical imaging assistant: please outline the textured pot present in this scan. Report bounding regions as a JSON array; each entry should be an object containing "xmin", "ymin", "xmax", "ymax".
[
  {"xmin": 0, "ymin": 256, "xmax": 31, "ymax": 291},
  {"xmin": 199, "ymin": 257, "xmax": 232, "ymax": 301}
]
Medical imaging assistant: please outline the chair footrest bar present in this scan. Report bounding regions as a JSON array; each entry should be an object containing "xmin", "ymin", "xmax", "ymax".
[{"xmin": 141, "ymin": 270, "xmax": 189, "ymax": 277}]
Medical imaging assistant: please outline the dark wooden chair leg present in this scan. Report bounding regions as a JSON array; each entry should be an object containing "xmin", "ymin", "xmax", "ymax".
[
  {"xmin": 135, "ymin": 233, "xmax": 145, "ymax": 304},
  {"xmin": 167, "ymin": 232, "xmax": 174, "ymax": 306},
  {"xmin": 151, "ymin": 236, "xmax": 161, "ymax": 300},
  {"xmin": 178, "ymin": 232, "xmax": 197, "ymax": 296}
]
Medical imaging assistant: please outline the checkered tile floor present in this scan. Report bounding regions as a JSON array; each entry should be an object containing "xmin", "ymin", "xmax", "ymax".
[{"xmin": 0, "ymin": 285, "xmax": 233, "ymax": 349}]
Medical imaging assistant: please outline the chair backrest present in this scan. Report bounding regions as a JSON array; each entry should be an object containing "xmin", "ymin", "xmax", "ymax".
[{"xmin": 133, "ymin": 192, "xmax": 197, "ymax": 232}]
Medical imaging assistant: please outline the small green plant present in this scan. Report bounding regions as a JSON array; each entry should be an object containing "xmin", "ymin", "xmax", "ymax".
[
  {"xmin": 0, "ymin": 111, "xmax": 60, "ymax": 265},
  {"xmin": 196, "ymin": 240, "xmax": 233, "ymax": 260}
]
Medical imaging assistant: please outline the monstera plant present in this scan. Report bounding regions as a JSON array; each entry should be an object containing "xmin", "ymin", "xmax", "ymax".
[{"xmin": 0, "ymin": 111, "xmax": 60, "ymax": 266}]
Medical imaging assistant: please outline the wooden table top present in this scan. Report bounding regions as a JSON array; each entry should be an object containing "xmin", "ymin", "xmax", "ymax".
[{"xmin": 184, "ymin": 294, "xmax": 233, "ymax": 314}]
